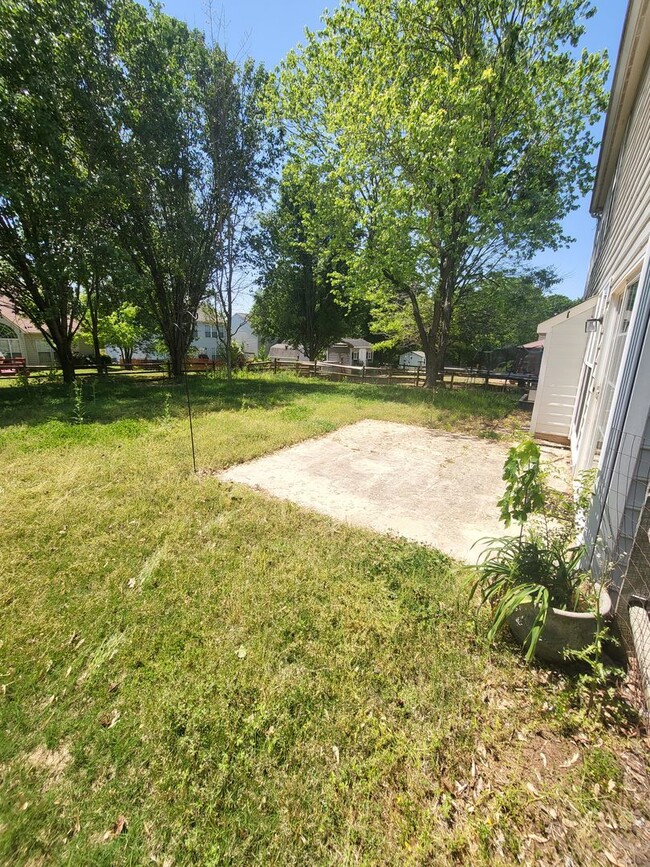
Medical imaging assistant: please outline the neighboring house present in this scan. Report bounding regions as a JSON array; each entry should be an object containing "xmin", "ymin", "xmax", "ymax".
[
  {"xmin": 529, "ymin": 299, "xmax": 597, "ymax": 443},
  {"xmin": 326, "ymin": 338, "xmax": 374, "ymax": 366},
  {"xmin": 532, "ymin": 0, "xmax": 650, "ymax": 648},
  {"xmin": 0, "ymin": 296, "xmax": 57, "ymax": 366},
  {"xmin": 269, "ymin": 343, "xmax": 310, "ymax": 362},
  {"xmin": 399, "ymin": 350, "xmax": 426, "ymax": 368},
  {"xmin": 192, "ymin": 312, "xmax": 259, "ymax": 359}
]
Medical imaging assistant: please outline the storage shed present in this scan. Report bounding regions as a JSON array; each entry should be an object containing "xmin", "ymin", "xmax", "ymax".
[
  {"xmin": 399, "ymin": 350, "xmax": 426, "ymax": 368},
  {"xmin": 326, "ymin": 338, "xmax": 374, "ymax": 366},
  {"xmin": 269, "ymin": 343, "xmax": 310, "ymax": 362}
]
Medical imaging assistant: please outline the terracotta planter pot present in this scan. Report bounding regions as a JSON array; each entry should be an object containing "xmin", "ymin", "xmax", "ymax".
[{"xmin": 507, "ymin": 585, "xmax": 612, "ymax": 664}]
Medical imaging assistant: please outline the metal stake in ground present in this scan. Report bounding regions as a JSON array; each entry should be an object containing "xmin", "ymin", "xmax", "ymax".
[
  {"xmin": 174, "ymin": 317, "xmax": 198, "ymax": 474},
  {"xmin": 184, "ymin": 359, "xmax": 197, "ymax": 474}
]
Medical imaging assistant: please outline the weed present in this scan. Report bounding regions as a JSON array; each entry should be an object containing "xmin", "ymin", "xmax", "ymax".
[
  {"xmin": 160, "ymin": 390, "xmax": 173, "ymax": 425},
  {"xmin": 70, "ymin": 379, "xmax": 84, "ymax": 425}
]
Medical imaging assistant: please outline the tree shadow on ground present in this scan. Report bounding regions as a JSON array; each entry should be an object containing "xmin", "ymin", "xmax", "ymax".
[{"xmin": 0, "ymin": 372, "xmax": 519, "ymax": 431}]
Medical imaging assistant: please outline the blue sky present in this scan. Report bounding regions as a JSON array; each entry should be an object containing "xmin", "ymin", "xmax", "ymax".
[{"xmin": 162, "ymin": 0, "xmax": 627, "ymax": 303}]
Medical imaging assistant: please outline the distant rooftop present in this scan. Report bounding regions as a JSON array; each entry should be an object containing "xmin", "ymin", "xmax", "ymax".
[{"xmin": 331, "ymin": 337, "xmax": 373, "ymax": 348}]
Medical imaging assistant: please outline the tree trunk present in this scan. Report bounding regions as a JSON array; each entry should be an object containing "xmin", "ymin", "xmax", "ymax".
[
  {"xmin": 168, "ymin": 341, "xmax": 185, "ymax": 378},
  {"xmin": 87, "ymin": 275, "xmax": 106, "ymax": 375},
  {"xmin": 225, "ymin": 324, "xmax": 232, "ymax": 382},
  {"xmin": 43, "ymin": 318, "xmax": 76, "ymax": 383},
  {"xmin": 57, "ymin": 339, "xmax": 76, "ymax": 384},
  {"xmin": 437, "ymin": 293, "xmax": 454, "ymax": 378},
  {"xmin": 424, "ymin": 341, "xmax": 438, "ymax": 389},
  {"xmin": 122, "ymin": 348, "xmax": 133, "ymax": 370}
]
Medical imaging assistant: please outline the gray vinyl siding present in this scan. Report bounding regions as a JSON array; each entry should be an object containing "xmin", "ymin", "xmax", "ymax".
[{"xmin": 586, "ymin": 57, "xmax": 650, "ymax": 299}]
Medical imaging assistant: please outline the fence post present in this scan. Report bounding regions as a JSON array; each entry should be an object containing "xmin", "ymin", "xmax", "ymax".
[
  {"xmin": 362, "ymin": 362, "xmax": 366, "ymax": 381},
  {"xmin": 313, "ymin": 359, "xmax": 318, "ymax": 377},
  {"xmin": 415, "ymin": 366, "xmax": 420, "ymax": 387},
  {"xmin": 273, "ymin": 357, "xmax": 278, "ymax": 374}
]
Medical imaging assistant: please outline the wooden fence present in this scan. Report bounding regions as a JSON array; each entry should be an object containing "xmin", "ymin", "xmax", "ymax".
[
  {"xmin": 247, "ymin": 358, "xmax": 537, "ymax": 391},
  {"xmin": 2, "ymin": 353, "xmax": 536, "ymax": 392}
]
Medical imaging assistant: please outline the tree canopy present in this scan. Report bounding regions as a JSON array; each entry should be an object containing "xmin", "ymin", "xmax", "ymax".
[
  {"xmin": 276, "ymin": 0, "xmax": 608, "ymax": 385},
  {"xmin": 446, "ymin": 270, "xmax": 573, "ymax": 365},
  {"xmin": 250, "ymin": 161, "xmax": 362, "ymax": 361},
  {"xmin": 0, "ymin": 0, "xmax": 120, "ymax": 381},
  {"xmin": 0, "ymin": 0, "xmax": 277, "ymax": 379}
]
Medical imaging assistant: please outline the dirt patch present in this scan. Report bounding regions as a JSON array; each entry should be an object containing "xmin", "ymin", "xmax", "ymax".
[
  {"xmin": 25, "ymin": 743, "xmax": 72, "ymax": 789},
  {"xmin": 219, "ymin": 420, "xmax": 571, "ymax": 563}
]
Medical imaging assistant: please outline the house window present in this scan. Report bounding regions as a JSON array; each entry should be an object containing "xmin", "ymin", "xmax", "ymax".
[
  {"xmin": 594, "ymin": 277, "xmax": 639, "ymax": 454},
  {"xmin": 0, "ymin": 323, "xmax": 21, "ymax": 358},
  {"xmin": 205, "ymin": 325, "xmax": 219, "ymax": 338},
  {"xmin": 352, "ymin": 349, "xmax": 360, "ymax": 361}
]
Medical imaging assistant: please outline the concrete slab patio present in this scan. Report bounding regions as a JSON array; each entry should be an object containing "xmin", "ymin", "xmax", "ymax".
[{"xmin": 219, "ymin": 420, "xmax": 569, "ymax": 562}]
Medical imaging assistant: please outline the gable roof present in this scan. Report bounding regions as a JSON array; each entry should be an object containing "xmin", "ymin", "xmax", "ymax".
[
  {"xmin": 591, "ymin": 0, "xmax": 650, "ymax": 214},
  {"xmin": 0, "ymin": 295, "xmax": 40, "ymax": 335},
  {"xmin": 536, "ymin": 296, "xmax": 597, "ymax": 333},
  {"xmin": 330, "ymin": 337, "xmax": 373, "ymax": 349}
]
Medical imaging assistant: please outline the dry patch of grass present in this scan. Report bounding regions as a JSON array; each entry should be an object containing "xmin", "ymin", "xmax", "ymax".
[{"xmin": 0, "ymin": 375, "xmax": 648, "ymax": 866}]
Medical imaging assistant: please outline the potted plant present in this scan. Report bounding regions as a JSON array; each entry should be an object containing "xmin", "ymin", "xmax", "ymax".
[{"xmin": 471, "ymin": 440, "xmax": 611, "ymax": 663}]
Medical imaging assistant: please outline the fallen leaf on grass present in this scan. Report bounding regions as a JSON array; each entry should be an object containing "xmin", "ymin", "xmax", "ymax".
[
  {"xmin": 65, "ymin": 817, "xmax": 81, "ymax": 841},
  {"xmin": 527, "ymin": 833, "xmax": 548, "ymax": 844},
  {"xmin": 561, "ymin": 751, "xmax": 580, "ymax": 768},
  {"xmin": 604, "ymin": 852, "xmax": 628, "ymax": 867},
  {"xmin": 103, "ymin": 815, "xmax": 127, "ymax": 842},
  {"xmin": 99, "ymin": 709, "xmax": 121, "ymax": 728},
  {"xmin": 236, "ymin": 646, "xmax": 247, "ymax": 659}
]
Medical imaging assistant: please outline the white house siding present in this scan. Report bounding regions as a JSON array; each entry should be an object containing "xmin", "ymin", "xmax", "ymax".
[
  {"xmin": 269, "ymin": 344, "xmax": 310, "ymax": 362},
  {"xmin": 327, "ymin": 342, "xmax": 374, "ymax": 365},
  {"xmin": 399, "ymin": 351, "xmax": 426, "ymax": 368},
  {"xmin": 0, "ymin": 311, "xmax": 56, "ymax": 366},
  {"xmin": 192, "ymin": 313, "xmax": 259, "ymax": 359},
  {"xmin": 530, "ymin": 299, "xmax": 597, "ymax": 444}
]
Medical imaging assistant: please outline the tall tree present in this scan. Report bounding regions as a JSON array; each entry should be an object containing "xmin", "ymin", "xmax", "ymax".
[
  {"xmin": 115, "ymin": 8, "xmax": 277, "ymax": 379},
  {"xmin": 113, "ymin": 7, "xmax": 220, "ymax": 377},
  {"xmin": 276, "ymin": 0, "xmax": 608, "ymax": 386},
  {"xmin": 250, "ymin": 161, "xmax": 358, "ymax": 361},
  {"xmin": 0, "ymin": 0, "xmax": 120, "ymax": 382},
  {"xmin": 201, "ymin": 58, "xmax": 279, "ymax": 380}
]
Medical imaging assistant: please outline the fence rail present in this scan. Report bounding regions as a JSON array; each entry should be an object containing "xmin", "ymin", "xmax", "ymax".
[
  {"xmin": 247, "ymin": 358, "xmax": 537, "ymax": 391},
  {"xmin": 1, "ymin": 354, "xmax": 537, "ymax": 392}
]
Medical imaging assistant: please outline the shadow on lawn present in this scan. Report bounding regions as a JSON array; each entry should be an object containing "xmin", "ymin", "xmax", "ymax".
[{"xmin": 0, "ymin": 372, "xmax": 518, "ymax": 431}]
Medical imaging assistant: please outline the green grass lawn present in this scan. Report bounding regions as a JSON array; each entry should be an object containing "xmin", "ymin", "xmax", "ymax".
[{"xmin": 1, "ymin": 374, "xmax": 648, "ymax": 866}]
